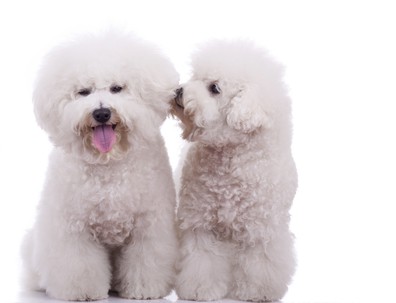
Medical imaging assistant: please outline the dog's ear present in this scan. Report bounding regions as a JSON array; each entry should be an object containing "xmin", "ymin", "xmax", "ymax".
[
  {"xmin": 226, "ymin": 85, "xmax": 272, "ymax": 133},
  {"xmin": 132, "ymin": 54, "xmax": 180, "ymax": 127},
  {"xmin": 142, "ymin": 83, "xmax": 179, "ymax": 125},
  {"xmin": 33, "ymin": 79, "xmax": 63, "ymax": 139}
]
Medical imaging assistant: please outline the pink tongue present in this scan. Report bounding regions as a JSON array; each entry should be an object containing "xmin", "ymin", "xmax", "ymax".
[{"xmin": 92, "ymin": 125, "xmax": 116, "ymax": 153}]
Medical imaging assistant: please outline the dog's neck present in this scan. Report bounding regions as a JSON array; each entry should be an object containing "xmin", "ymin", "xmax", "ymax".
[{"xmin": 198, "ymin": 139, "xmax": 265, "ymax": 158}]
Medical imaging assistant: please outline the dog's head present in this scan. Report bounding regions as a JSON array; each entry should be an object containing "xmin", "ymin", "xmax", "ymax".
[
  {"xmin": 171, "ymin": 40, "xmax": 289, "ymax": 146},
  {"xmin": 34, "ymin": 31, "xmax": 179, "ymax": 164}
]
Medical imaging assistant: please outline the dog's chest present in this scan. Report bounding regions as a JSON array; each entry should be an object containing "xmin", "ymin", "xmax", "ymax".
[
  {"xmin": 85, "ymin": 199, "xmax": 135, "ymax": 246},
  {"xmin": 69, "ymin": 165, "xmax": 149, "ymax": 246},
  {"xmin": 180, "ymin": 150, "xmax": 264, "ymax": 242},
  {"xmin": 199, "ymin": 173, "xmax": 254, "ymax": 240}
]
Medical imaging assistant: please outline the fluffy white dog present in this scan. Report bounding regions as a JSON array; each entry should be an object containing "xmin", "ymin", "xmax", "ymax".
[
  {"xmin": 21, "ymin": 31, "xmax": 179, "ymax": 301},
  {"xmin": 171, "ymin": 40, "xmax": 298, "ymax": 302}
]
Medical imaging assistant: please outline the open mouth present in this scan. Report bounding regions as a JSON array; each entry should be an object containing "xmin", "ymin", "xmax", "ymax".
[
  {"xmin": 92, "ymin": 124, "xmax": 117, "ymax": 153},
  {"xmin": 91, "ymin": 124, "xmax": 117, "ymax": 130}
]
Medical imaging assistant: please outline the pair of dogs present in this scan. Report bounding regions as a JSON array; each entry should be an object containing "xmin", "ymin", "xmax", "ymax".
[{"xmin": 21, "ymin": 31, "xmax": 297, "ymax": 302}]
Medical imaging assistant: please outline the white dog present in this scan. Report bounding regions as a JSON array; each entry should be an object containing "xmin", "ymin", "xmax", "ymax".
[
  {"xmin": 21, "ymin": 31, "xmax": 179, "ymax": 301},
  {"xmin": 171, "ymin": 40, "xmax": 298, "ymax": 302}
]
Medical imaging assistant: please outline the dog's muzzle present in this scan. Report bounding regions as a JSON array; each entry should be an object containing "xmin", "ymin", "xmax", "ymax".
[{"xmin": 91, "ymin": 108, "xmax": 116, "ymax": 153}]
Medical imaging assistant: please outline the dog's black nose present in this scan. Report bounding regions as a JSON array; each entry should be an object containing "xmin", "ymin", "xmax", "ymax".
[
  {"xmin": 175, "ymin": 87, "xmax": 184, "ymax": 108},
  {"xmin": 93, "ymin": 108, "xmax": 111, "ymax": 123},
  {"xmin": 175, "ymin": 87, "xmax": 183, "ymax": 99}
]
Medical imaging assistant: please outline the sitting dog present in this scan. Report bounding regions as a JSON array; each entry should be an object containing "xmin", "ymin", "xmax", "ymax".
[
  {"xmin": 171, "ymin": 40, "xmax": 298, "ymax": 302},
  {"xmin": 21, "ymin": 31, "xmax": 179, "ymax": 301}
]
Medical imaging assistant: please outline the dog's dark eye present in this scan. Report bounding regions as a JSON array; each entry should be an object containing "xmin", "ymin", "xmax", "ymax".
[
  {"xmin": 78, "ymin": 88, "xmax": 91, "ymax": 96},
  {"xmin": 110, "ymin": 85, "xmax": 123, "ymax": 94},
  {"xmin": 209, "ymin": 83, "xmax": 221, "ymax": 95}
]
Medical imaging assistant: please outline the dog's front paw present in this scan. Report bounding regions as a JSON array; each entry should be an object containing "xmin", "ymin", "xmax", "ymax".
[
  {"xmin": 44, "ymin": 260, "xmax": 110, "ymax": 301},
  {"xmin": 46, "ymin": 280, "xmax": 109, "ymax": 301},
  {"xmin": 176, "ymin": 283, "xmax": 228, "ymax": 301},
  {"xmin": 231, "ymin": 281, "xmax": 287, "ymax": 302},
  {"xmin": 176, "ymin": 278, "xmax": 228, "ymax": 301},
  {"xmin": 116, "ymin": 279, "xmax": 171, "ymax": 300}
]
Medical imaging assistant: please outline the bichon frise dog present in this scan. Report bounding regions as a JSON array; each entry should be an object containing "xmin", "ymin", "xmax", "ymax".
[
  {"xmin": 171, "ymin": 40, "xmax": 298, "ymax": 302},
  {"xmin": 21, "ymin": 31, "xmax": 179, "ymax": 301}
]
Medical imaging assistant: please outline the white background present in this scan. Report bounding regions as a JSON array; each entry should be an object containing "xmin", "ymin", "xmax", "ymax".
[{"xmin": 1, "ymin": 1, "xmax": 395, "ymax": 302}]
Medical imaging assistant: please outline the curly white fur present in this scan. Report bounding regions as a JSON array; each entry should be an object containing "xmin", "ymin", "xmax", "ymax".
[
  {"xmin": 172, "ymin": 40, "xmax": 298, "ymax": 302},
  {"xmin": 21, "ymin": 31, "xmax": 179, "ymax": 301}
]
